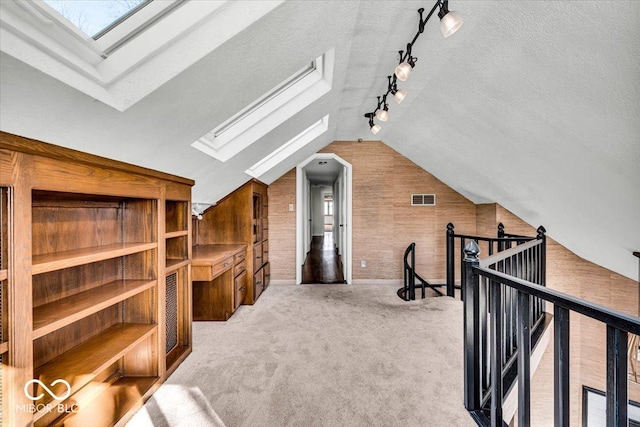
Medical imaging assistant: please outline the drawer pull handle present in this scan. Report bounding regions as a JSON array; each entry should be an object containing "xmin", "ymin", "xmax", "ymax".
[
  {"xmin": 239, "ymin": 286, "xmax": 246, "ymax": 292},
  {"xmin": 224, "ymin": 262, "xmax": 231, "ymax": 267}
]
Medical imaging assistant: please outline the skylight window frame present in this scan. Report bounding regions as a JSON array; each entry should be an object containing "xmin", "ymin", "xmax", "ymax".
[
  {"xmin": 245, "ymin": 115, "xmax": 330, "ymax": 179},
  {"xmin": 27, "ymin": 0, "xmax": 184, "ymax": 56},
  {"xmin": 191, "ymin": 48, "xmax": 335, "ymax": 163},
  {"xmin": 214, "ymin": 61, "xmax": 316, "ymax": 138},
  {"xmin": 93, "ymin": 0, "xmax": 185, "ymax": 55}
]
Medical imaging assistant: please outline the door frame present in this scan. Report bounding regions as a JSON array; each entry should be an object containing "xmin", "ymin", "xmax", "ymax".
[{"xmin": 296, "ymin": 153, "xmax": 352, "ymax": 284}]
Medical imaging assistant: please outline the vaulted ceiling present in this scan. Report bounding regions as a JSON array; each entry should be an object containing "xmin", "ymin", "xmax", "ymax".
[{"xmin": 1, "ymin": 1, "xmax": 638, "ymax": 280}]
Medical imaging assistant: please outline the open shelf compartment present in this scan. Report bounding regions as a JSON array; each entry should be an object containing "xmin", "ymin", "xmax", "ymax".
[{"xmin": 32, "ymin": 323, "xmax": 157, "ymax": 422}]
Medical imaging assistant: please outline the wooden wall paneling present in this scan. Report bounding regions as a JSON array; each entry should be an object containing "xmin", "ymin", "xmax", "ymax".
[
  {"xmin": 261, "ymin": 141, "xmax": 478, "ymax": 282},
  {"xmin": 33, "ymin": 306, "xmax": 121, "ymax": 368},
  {"xmin": 198, "ymin": 184, "xmax": 252, "ymax": 245},
  {"xmin": 123, "ymin": 332, "xmax": 158, "ymax": 377},
  {"xmin": 266, "ymin": 169, "xmax": 296, "ymax": 281},
  {"xmin": 31, "ymin": 260, "xmax": 120, "ymax": 307},
  {"xmin": 31, "ymin": 197, "xmax": 121, "ymax": 256},
  {"xmin": 124, "ymin": 199, "xmax": 157, "ymax": 244}
]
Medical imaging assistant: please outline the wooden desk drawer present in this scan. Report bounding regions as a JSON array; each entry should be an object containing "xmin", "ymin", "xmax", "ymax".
[
  {"xmin": 192, "ymin": 256, "xmax": 233, "ymax": 281},
  {"xmin": 234, "ymin": 251, "xmax": 246, "ymax": 265},
  {"xmin": 234, "ymin": 260, "xmax": 246, "ymax": 276},
  {"xmin": 253, "ymin": 242, "xmax": 263, "ymax": 270},
  {"xmin": 234, "ymin": 270, "xmax": 247, "ymax": 309}
]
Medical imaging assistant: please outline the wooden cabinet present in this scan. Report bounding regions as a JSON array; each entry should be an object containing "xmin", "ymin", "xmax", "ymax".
[
  {"xmin": 164, "ymin": 200, "xmax": 192, "ymax": 376},
  {"xmin": 192, "ymin": 245, "xmax": 246, "ymax": 320},
  {"xmin": 0, "ymin": 132, "xmax": 193, "ymax": 427},
  {"xmin": 195, "ymin": 179, "xmax": 269, "ymax": 305}
]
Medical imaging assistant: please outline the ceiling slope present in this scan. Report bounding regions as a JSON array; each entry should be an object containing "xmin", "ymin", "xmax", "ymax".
[{"xmin": 1, "ymin": 1, "xmax": 638, "ymax": 280}]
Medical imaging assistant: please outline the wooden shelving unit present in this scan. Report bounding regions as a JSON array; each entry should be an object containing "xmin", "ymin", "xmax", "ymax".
[
  {"xmin": 32, "ymin": 242, "xmax": 157, "ymax": 274},
  {"xmin": 0, "ymin": 132, "xmax": 194, "ymax": 427},
  {"xmin": 32, "ymin": 279, "xmax": 157, "ymax": 339},
  {"xmin": 0, "ymin": 186, "xmax": 8, "ymax": 426},
  {"xmin": 164, "ymin": 200, "xmax": 192, "ymax": 375}
]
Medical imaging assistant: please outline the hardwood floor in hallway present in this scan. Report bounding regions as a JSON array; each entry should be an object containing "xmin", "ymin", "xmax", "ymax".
[{"xmin": 302, "ymin": 232, "xmax": 345, "ymax": 284}]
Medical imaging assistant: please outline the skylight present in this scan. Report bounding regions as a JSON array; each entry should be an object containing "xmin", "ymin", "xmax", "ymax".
[
  {"xmin": 245, "ymin": 115, "xmax": 330, "ymax": 179},
  {"xmin": 1, "ymin": 0, "xmax": 282, "ymax": 111},
  {"xmin": 192, "ymin": 49, "xmax": 335, "ymax": 163},
  {"xmin": 43, "ymin": 0, "xmax": 149, "ymax": 38}
]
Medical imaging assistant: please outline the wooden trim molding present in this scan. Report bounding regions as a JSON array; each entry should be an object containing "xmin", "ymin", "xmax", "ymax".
[{"xmin": 0, "ymin": 131, "xmax": 194, "ymax": 186}]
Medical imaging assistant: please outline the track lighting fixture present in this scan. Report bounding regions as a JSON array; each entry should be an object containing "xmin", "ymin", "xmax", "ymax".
[
  {"xmin": 363, "ymin": 1, "xmax": 462, "ymax": 133},
  {"xmin": 438, "ymin": 0, "xmax": 464, "ymax": 38},
  {"xmin": 394, "ymin": 88, "xmax": 407, "ymax": 104},
  {"xmin": 387, "ymin": 75, "xmax": 408, "ymax": 104},
  {"xmin": 375, "ymin": 95, "xmax": 390, "ymax": 122},
  {"xmin": 365, "ymin": 112, "xmax": 381, "ymax": 135},
  {"xmin": 395, "ymin": 45, "xmax": 416, "ymax": 82}
]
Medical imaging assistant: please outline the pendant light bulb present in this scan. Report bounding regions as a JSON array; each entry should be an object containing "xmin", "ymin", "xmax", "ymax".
[
  {"xmin": 440, "ymin": 10, "xmax": 463, "ymax": 38},
  {"xmin": 394, "ymin": 62, "xmax": 413, "ymax": 82},
  {"xmin": 370, "ymin": 123, "xmax": 381, "ymax": 135},
  {"xmin": 376, "ymin": 107, "xmax": 389, "ymax": 122},
  {"xmin": 394, "ymin": 88, "xmax": 407, "ymax": 104}
]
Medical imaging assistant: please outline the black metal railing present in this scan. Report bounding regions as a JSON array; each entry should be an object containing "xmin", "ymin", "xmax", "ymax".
[
  {"xmin": 445, "ymin": 223, "xmax": 544, "ymax": 300},
  {"xmin": 463, "ymin": 241, "xmax": 640, "ymax": 427}
]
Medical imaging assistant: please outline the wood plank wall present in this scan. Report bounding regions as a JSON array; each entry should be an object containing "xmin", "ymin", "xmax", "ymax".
[
  {"xmin": 268, "ymin": 141, "xmax": 477, "ymax": 281},
  {"xmin": 268, "ymin": 169, "xmax": 297, "ymax": 280}
]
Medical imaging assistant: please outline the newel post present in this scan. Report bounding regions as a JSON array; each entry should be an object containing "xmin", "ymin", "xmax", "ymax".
[
  {"xmin": 446, "ymin": 223, "xmax": 455, "ymax": 297},
  {"xmin": 463, "ymin": 240, "xmax": 481, "ymax": 411},
  {"xmin": 537, "ymin": 226, "xmax": 547, "ymax": 288}
]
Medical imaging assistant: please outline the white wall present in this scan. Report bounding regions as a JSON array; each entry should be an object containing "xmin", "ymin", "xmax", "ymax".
[{"xmin": 310, "ymin": 186, "xmax": 325, "ymax": 236}]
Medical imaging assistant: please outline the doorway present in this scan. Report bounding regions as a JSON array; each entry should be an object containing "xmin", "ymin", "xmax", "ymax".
[{"xmin": 296, "ymin": 153, "xmax": 352, "ymax": 284}]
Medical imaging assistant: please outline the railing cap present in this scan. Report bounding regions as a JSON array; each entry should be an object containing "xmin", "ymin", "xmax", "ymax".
[
  {"xmin": 537, "ymin": 225, "xmax": 546, "ymax": 238},
  {"xmin": 464, "ymin": 240, "xmax": 480, "ymax": 260}
]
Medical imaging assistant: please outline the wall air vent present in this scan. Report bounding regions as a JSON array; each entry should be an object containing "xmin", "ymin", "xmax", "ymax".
[{"xmin": 411, "ymin": 194, "xmax": 436, "ymax": 206}]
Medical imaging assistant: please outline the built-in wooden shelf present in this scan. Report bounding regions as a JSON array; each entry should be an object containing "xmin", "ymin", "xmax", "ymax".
[
  {"xmin": 33, "ymin": 323, "xmax": 156, "ymax": 420},
  {"xmin": 165, "ymin": 230, "xmax": 188, "ymax": 239},
  {"xmin": 0, "ymin": 341, "xmax": 8, "ymax": 354},
  {"xmin": 32, "ymin": 280, "xmax": 157, "ymax": 339},
  {"xmin": 32, "ymin": 242, "xmax": 157, "ymax": 274},
  {"xmin": 166, "ymin": 345, "xmax": 191, "ymax": 376},
  {"xmin": 166, "ymin": 258, "xmax": 190, "ymax": 273},
  {"xmin": 0, "ymin": 269, "xmax": 7, "ymax": 281},
  {"xmin": 49, "ymin": 376, "xmax": 157, "ymax": 427}
]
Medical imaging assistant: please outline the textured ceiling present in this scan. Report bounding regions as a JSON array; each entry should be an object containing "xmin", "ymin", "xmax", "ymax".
[{"xmin": 0, "ymin": 1, "xmax": 638, "ymax": 280}]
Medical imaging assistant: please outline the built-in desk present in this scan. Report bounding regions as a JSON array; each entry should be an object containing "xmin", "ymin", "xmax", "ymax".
[{"xmin": 192, "ymin": 244, "xmax": 247, "ymax": 320}]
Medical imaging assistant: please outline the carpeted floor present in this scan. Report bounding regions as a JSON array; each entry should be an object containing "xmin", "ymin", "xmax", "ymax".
[{"xmin": 127, "ymin": 283, "xmax": 474, "ymax": 426}]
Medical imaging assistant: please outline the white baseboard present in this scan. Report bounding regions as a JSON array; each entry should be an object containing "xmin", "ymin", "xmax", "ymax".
[{"xmin": 350, "ymin": 279, "xmax": 402, "ymax": 286}]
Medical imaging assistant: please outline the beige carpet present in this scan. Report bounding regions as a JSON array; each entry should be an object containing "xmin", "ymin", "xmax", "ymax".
[{"xmin": 127, "ymin": 283, "xmax": 474, "ymax": 426}]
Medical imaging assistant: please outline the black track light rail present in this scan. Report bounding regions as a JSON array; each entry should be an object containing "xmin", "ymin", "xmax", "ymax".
[{"xmin": 364, "ymin": 0, "xmax": 455, "ymax": 132}]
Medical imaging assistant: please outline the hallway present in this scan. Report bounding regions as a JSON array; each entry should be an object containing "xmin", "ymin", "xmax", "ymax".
[{"xmin": 302, "ymin": 232, "xmax": 345, "ymax": 284}]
